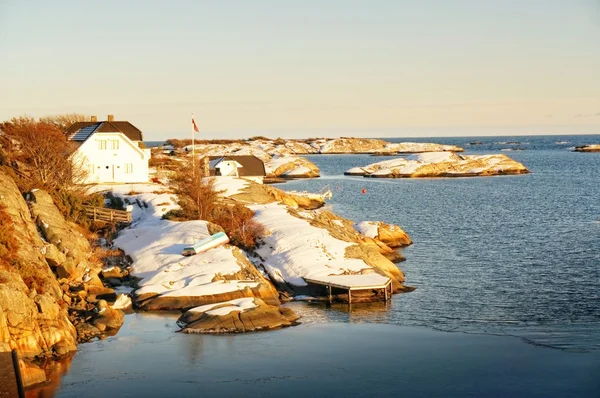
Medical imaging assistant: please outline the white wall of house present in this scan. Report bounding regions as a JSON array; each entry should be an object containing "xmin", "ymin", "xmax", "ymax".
[
  {"xmin": 215, "ymin": 160, "xmax": 241, "ymax": 177},
  {"xmin": 72, "ymin": 132, "xmax": 149, "ymax": 184}
]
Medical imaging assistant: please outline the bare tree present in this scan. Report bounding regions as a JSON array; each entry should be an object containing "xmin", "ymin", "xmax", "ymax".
[
  {"xmin": 39, "ymin": 113, "xmax": 88, "ymax": 132},
  {"xmin": 0, "ymin": 115, "xmax": 87, "ymax": 192}
]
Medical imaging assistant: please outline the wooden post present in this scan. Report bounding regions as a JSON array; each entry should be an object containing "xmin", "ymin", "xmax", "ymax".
[
  {"xmin": 328, "ymin": 284, "xmax": 332, "ymax": 304},
  {"xmin": 93, "ymin": 207, "xmax": 97, "ymax": 222},
  {"xmin": 348, "ymin": 288, "xmax": 351, "ymax": 305},
  {"xmin": 384, "ymin": 283, "xmax": 388, "ymax": 302},
  {"xmin": 110, "ymin": 210, "xmax": 114, "ymax": 222}
]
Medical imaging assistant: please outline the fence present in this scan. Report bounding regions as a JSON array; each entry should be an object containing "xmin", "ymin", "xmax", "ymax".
[{"xmin": 84, "ymin": 206, "xmax": 132, "ymax": 223}]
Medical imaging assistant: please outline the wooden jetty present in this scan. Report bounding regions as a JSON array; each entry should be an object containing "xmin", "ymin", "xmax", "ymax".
[{"xmin": 304, "ymin": 274, "xmax": 393, "ymax": 304}]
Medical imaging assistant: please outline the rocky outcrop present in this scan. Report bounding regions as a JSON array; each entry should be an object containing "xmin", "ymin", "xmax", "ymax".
[
  {"xmin": 0, "ymin": 271, "xmax": 78, "ymax": 357},
  {"xmin": 267, "ymin": 155, "xmax": 320, "ymax": 178},
  {"xmin": 310, "ymin": 138, "xmax": 389, "ymax": 154},
  {"xmin": 574, "ymin": 144, "xmax": 600, "ymax": 152},
  {"xmin": 177, "ymin": 298, "xmax": 298, "ymax": 334},
  {"xmin": 0, "ymin": 170, "xmax": 122, "ymax": 386},
  {"xmin": 28, "ymin": 189, "xmax": 100, "ymax": 282},
  {"xmin": 355, "ymin": 221, "xmax": 412, "ymax": 248},
  {"xmin": 91, "ymin": 300, "xmax": 124, "ymax": 332},
  {"xmin": 230, "ymin": 182, "xmax": 325, "ymax": 210},
  {"xmin": 129, "ymin": 234, "xmax": 282, "ymax": 311},
  {"xmin": 308, "ymin": 138, "xmax": 464, "ymax": 154},
  {"xmin": 299, "ymin": 210, "xmax": 410, "ymax": 291},
  {"xmin": 346, "ymin": 152, "xmax": 529, "ymax": 178},
  {"xmin": 0, "ymin": 172, "xmax": 79, "ymax": 366}
]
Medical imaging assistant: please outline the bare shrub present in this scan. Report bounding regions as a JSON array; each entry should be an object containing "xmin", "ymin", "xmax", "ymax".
[
  {"xmin": 209, "ymin": 203, "xmax": 265, "ymax": 250},
  {"xmin": 168, "ymin": 158, "xmax": 219, "ymax": 220},
  {"xmin": 164, "ymin": 159, "xmax": 264, "ymax": 249}
]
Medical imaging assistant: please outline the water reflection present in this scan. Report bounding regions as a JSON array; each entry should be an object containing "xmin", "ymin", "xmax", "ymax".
[
  {"xmin": 24, "ymin": 353, "xmax": 75, "ymax": 398},
  {"xmin": 287, "ymin": 300, "xmax": 393, "ymax": 325}
]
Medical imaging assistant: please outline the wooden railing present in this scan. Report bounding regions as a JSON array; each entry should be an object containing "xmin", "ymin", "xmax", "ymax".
[{"xmin": 84, "ymin": 206, "xmax": 132, "ymax": 223}]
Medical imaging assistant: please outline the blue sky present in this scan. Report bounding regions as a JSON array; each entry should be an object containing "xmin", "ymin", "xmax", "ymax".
[{"xmin": 1, "ymin": 0, "xmax": 599, "ymax": 140}]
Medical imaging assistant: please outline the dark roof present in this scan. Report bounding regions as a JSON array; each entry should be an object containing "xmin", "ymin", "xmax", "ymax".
[
  {"xmin": 208, "ymin": 155, "xmax": 266, "ymax": 177},
  {"xmin": 65, "ymin": 121, "xmax": 143, "ymax": 142}
]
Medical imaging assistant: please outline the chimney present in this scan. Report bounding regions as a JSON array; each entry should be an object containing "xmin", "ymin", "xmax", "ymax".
[
  {"xmin": 90, "ymin": 116, "xmax": 97, "ymax": 122},
  {"xmin": 107, "ymin": 114, "xmax": 114, "ymax": 122}
]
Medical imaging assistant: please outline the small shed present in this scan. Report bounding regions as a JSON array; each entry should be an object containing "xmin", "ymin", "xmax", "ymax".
[{"xmin": 208, "ymin": 155, "xmax": 266, "ymax": 183}]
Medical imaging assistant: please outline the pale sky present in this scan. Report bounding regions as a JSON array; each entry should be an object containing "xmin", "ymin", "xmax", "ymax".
[{"xmin": 1, "ymin": 0, "xmax": 599, "ymax": 140}]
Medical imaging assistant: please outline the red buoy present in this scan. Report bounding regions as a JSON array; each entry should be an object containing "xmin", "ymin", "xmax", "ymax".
[{"xmin": 361, "ymin": 188, "xmax": 367, "ymax": 194}]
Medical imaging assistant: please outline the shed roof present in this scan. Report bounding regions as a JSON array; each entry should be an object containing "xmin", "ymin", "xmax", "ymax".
[
  {"xmin": 65, "ymin": 121, "xmax": 143, "ymax": 142},
  {"xmin": 208, "ymin": 155, "xmax": 266, "ymax": 177}
]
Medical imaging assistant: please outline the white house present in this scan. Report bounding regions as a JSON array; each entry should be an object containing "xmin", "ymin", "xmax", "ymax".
[
  {"xmin": 66, "ymin": 115, "xmax": 150, "ymax": 184},
  {"xmin": 208, "ymin": 155, "xmax": 266, "ymax": 184}
]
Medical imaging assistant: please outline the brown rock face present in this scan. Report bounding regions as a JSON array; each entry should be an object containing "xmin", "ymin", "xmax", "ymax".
[
  {"xmin": 229, "ymin": 182, "xmax": 325, "ymax": 210},
  {"xmin": 269, "ymin": 156, "xmax": 320, "ymax": 178},
  {"xmin": 28, "ymin": 189, "xmax": 100, "ymax": 281},
  {"xmin": 0, "ymin": 271, "xmax": 77, "ymax": 359},
  {"xmin": 368, "ymin": 221, "xmax": 412, "ymax": 248},
  {"xmin": 0, "ymin": 171, "xmax": 105, "ymax": 386},
  {"xmin": 92, "ymin": 300, "xmax": 124, "ymax": 332},
  {"xmin": 178, "ymin": 298, "xmax": 299, "ymax": 334}
]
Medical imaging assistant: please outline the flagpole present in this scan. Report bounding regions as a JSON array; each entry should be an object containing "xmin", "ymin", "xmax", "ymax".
[{"xmin": 191, "ymin": 113, "xmax": 195, "ymax": 176}]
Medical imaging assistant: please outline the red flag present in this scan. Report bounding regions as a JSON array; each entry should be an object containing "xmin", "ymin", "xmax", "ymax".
[{"xmin": 192, "ymin": 116, "xmax": 199, "ymax": 133}]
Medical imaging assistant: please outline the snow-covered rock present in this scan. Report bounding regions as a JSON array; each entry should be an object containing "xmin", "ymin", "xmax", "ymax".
[
  {"xmin": 105, "ymin": 186, "xmax": 280, "ymax": 311},
  {"xmin": 345, "ymin": 152, "xmax": 529, "ymax": 178},
  {"xmin": 177, "ymin": 297, "xmax": 299, "ymax": 334}
]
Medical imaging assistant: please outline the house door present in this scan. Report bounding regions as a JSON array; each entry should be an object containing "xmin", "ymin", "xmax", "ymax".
[{"xmin": 100, "ymin": 165, "xmax": 115, "ymax": 182}]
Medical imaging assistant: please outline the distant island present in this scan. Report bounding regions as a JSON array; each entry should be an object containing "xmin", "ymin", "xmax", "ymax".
[
  {"xmin": 345, "ymin": 152, "xmax": 530, "ymax": 178},
  {"xmin": 573, "ymin": 144, "xmax": 600, "ymax": 152}
]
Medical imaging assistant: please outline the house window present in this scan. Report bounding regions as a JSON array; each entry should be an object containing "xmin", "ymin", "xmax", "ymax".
[
  {"xmin": 111, "ymin": 140, "xmax": 119, "ymax": 150},
  {"xmin": 98, "ymin": 140, "xmax": 107, "ymax": 150},
  {"xmin": 125, "ymin": 164, "xmax": 133, "ymax": 174}
]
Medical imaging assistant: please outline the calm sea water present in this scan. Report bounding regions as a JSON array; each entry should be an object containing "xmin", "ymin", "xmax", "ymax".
[
  {"xmin": 278, "ymin": 135, "xmax": 600, "ymax": 352},
  {"xmin": 42, "ymin": 135, "xmax": 600, "ymax": 397}
]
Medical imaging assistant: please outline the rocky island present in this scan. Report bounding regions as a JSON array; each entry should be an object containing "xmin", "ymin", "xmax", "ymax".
[
  {"xmin": 155, "ymin": 137, "xmax": 465, "ymax": 179},
  {"xmin": 345, "ymin": 152, "xmax": 530, "ymax": 178},
  {"xmin": 573, "ymin": 144, "xmax": 600, "ymax": 152}
]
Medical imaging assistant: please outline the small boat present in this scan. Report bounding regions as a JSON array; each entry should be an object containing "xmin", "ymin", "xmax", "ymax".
[{"xmin": 182, "ymin": 232, "xmax": 230, "ymax": 256}]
